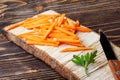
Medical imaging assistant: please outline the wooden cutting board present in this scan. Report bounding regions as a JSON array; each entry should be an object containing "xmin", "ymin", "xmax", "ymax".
[{"xmin": 3, "ymin": 10, "xmax": 120, "ymax": 80}]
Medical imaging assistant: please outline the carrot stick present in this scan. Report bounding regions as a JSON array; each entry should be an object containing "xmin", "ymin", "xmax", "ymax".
[
  {"xmin": 61, "ymin": 24, "xmax": 76, "ymax": 30},
  {"xmin": 56, "ymin": 38, "xmax": 80, "ymax": 43},
  {"xmin": 18, "ymin": 35, "xmax": 43, "ymax": 41},
  {"xmin": 60, "ymin": 47, "xmax": 93, "ymax": 52},
  {"xmin": 48, "ymin": 30, "xmax": 79, "ymax": 39},
  {"xmin": 43, "ymin": 19, "xmax": 58, "ymax": 39},
  {"xmin": 5, "ymin": 21, "xmax": 23, "ymax": 31},
  {"xmin": 49, "ymin": 33, "xmax": 79, "ymax": 40},
  {"xmin": 23, "ymin": 18, "xmax": 35, "ymax": 23},
  {"xmin": 76, "ymin": 26, "xmax": 91, "ymax": 32},
  {"xmin": 55, "ymin": 27, "xmax": 77, "ymax": 37},
  {"xmin": 67, "ymin": 18, "xmax": 76, "ymax": 29},
  {"xmin": 57, "ymin": 14, "xmax": 65, "ymax": 26},
  {"xmin": 19, "ymin": 34, "xmax": 60, "ymax": 44},
  {"xmin": 26, "ymin": 40, "xmax": 59, "ymax": 47},
  {"xmin": 18, "ymin": 31, "xmax": 35, "ymax": 36},
  {"xmin": 75, "ymin": 20, "xmax": 80, "ymax": 27},
  {"xmin": 9, "ymin": 12, "xmax": 93, "ymax": 52},
  {"xmin": 62, "ymin": 42, "xmax": 84, "ymax": 47},
  {"xmin": 22, "ymin": 20, "xmax": 50, "ymax": 29}
]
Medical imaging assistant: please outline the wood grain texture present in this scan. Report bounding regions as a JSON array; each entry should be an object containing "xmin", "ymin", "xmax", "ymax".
[
  {"xmin": 0, "ymin": 35, "xmax": 65, "ymax": 80},
  {"xmin": 0, "ymin": 0, "xmax": 120, "ymax": 80},
  {"xmin": 0, "ymin": 0, "xmax": 120, "ymax": 46},
  {"xmin": 3, "ymin": 10, "xmax": 120, "ymax": 80}
]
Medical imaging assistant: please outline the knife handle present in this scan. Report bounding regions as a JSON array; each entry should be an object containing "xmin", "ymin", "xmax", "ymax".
[{"xmin": 108, "ymin": 60, "xmax": 120, "ymax": 80}]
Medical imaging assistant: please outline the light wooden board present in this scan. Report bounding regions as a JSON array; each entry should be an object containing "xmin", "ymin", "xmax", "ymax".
[{"xmin": 3, "ymin": 10, "xmax": 120, "ymax": 80}]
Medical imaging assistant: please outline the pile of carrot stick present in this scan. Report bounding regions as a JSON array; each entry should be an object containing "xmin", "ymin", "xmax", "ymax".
[{"xmin": 7, "ymin": 13, "xmax": 92, "ymax": 52}]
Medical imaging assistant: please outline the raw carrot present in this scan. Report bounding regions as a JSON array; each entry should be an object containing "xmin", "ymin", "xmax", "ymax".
[
  {"xmin": 67, "ymin": 18, "xmax": 76, "ymax": 29},
  {"xmin": 76, "ymin": 26, "xmax": 91, "ymax": 32},
  {"xmin": 55, "ymin": 27, "xmax": 77, "ymax": 37},
  {"xmin": 18, "ymin": 31, "xmax": 35, "ymax": 36},
  {"xmin": 43, "ymin": 18, "xmax": 58, "ymax": 39},
  {"xmin": 57, "ymin": 14, "xmax": 65, "ymax": 26},
  {"xmin": 56, "ymin": 38, "xmax": 80, "ymax": 43},
  {"xmin": 19, "ymin": 34, "xmax": 60, "ymax": 44},
  {"xmin": 22, "ymin": 20, "xmax": 50, "ymax": 29},
  {"xmin": 26, "ymin": 40, "xmax": 59, "ymax": 47},
  {"xmin": 18, "ymin": 35, "xmax": 43, "ymax": 41},
  {"xmin": 75, "ymin": 20, "xmax": 80, "ymax": 27},
  {"xmin": 14, "ymin": 13, "xmax": 93, "ymax": 52},
  {"xmin": 60, "ymin": 47, "xmax": 93, "ymax": 52},
  {"xmin": 5, "ymin": 21, "xmax": 23, "ymax": 30},
  {"xmin": 49, "ymin": 33, "xmax": 78, "ymax": 40},
  {"xmin": 62, "ymin": 42, "xmax": 84, "ymax": 47}
]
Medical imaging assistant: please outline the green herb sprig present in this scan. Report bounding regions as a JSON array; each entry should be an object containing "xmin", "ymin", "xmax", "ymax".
[{"xmin": 72, "ymin": 50, "xmax": 97, "ymax": 76}]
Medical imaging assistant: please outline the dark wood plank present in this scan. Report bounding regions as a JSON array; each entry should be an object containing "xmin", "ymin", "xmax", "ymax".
[
  {"xmin": 0, "ymin": 40, "xmax": 66, "ymax": 80},
  {"xmin": 0, "ymin": 0, "xmax": 120, "ymax": 79}
]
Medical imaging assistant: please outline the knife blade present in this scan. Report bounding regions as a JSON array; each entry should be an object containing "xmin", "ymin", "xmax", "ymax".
[{"xmin": 100, "ymin": 30, "xmax": 120, "ymax": 80}]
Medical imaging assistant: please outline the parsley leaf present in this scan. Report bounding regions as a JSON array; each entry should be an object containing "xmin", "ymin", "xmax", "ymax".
[{"xmin": 72, "ymin": 50, "xmax": 97, "ymax": 76}]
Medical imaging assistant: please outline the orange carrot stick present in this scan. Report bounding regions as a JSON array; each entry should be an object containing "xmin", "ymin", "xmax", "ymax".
[
  {"xmin": 5, "ymin": 21, "xmax": 23, "ymax": 31},
  {"xmin": 26, "ymin": 40, "xmax": 59, "ymax": 47},
  {"xmin": 18, "ymin": 35, "xmax": 43, "ymax": 41},
  {"xmin": 9, "ymin": 12, "xmax": 93, "ymax": 52},
  {"xmin": 49, "ymin": 34, "xmax": 79, "ymax": 40},
  {"xmin": 57, "ymin": 14, "xmax": 65, "ymax": 26},
  {"xmin": 62, "ymin": 42, "xmax": 84, "ymax": 47},
  {"xmin": 43, "ymin": 19, "xmax": 58, "ymax": 39},
  {"xmin": 75, "ymin": 20, "xmax": 80, "ymax": 27},
  {"xmin": 19, "ymin": 34, "xmax": 60, "ymax": 44},
  {"xmin": 56, "ymin": 38, "xmax": 80, "ymax": 43},
  {"xmin": 60, "ymin": 47, "xmax": 93, "ymax": 52},
  {"xmin": 76, "ymin": 26, "xmax": 91, "ymax": 32},
  {"xmin": 67, "ymin": 18, "xmax": 76, "ymax": 29},
  {"xmin": 55, "ymin": 27, "xmax": 77, "ymax": 37}
]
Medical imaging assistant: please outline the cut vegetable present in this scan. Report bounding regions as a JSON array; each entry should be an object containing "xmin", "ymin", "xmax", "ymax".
[
  {"xmin": 76, "ymin": 26, "xmax": 91, "ymax": 32},
  {"xmin": 60, "ymin": 47, "xmax": 93, "ymax": 52},
  {"xmin": 9, "ymin": 13, "xmax": 93, "ymax": 52},
  {"xmin": 26, "ymin": 40, "xmax": 59, "ymax": 47}
]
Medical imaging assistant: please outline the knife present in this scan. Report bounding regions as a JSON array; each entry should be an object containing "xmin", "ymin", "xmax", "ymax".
[{"xmin": 99, "ymin": 30, "xmax": 120, "ymax": 80}]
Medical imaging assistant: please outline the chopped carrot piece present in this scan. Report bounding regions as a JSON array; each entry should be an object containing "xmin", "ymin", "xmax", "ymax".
[
  {"xmin": 75, "ymin": 20, "xmax": 80, "ymax": 27},
  {"xmin": 5, "ymin": 21, "xmax": 23, "ymax": 30},
  {"xmin": 18, "ymin": 35, "xmax": 43, "ymax": 41},
  {"xmin": 57, "ymin": 14, "xmax": 65, "ymax": 26},
  {"xmin": 67, "ymin": 18, "xmax": 76, "ymax": 29},
  {"xmin": 60, "ymin": 47, "xmax": 93, "ymax": 52},
  {"xmin": 26, "ymin": 40, "xmax": 59, "ymax": 47},
  {"xmin": 48, "ymin": 31, "xmax": 78, "ymax": 39},
  {"xmin": 9, "ymin": 13, "xmax": 92, "ymax": 52},
  {"xmin": 62, "ymin": 42, "xmax": 84, "ymax": 47},
  {"xmin": 55, "ymin": 27, "xmax": 77, "ymax": 37},
  {"xmin": 56, "ymin": 38, "xmax": 80, "ymax": 43},
  {"xmin": 76, "ymin": 26, "xmax": 91, "ymax": 32},
  {"xmin": 43, "ymin": 19, "xmax": 58, "ymax": 39}
]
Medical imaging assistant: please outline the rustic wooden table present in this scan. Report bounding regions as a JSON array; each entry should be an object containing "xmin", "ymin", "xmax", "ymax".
[{"xmin": 0, "ymin": 0, "xmax": 120, "ymax": 80}]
